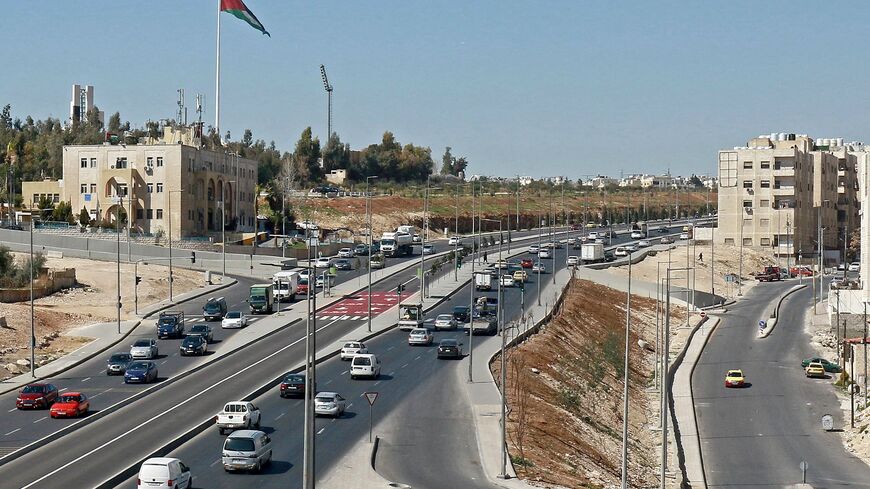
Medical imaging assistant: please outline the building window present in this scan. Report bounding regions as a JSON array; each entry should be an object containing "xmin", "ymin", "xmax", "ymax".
[
  {"xmin": 80, "ymin": 158, "xmax": 87, "ymax": 168},
  {"xmin": 53, "ymin": 194, "xmax": 59, "ymax": 203},
  {"xmin": 743, "ymin": 161, "xmax": 753, "ymax": 169},
  {"xmin": 32, "ymin": 194, "xmax": 38, "ymax": 204},
  {"xmin": 90, "ymin": 183, "xmax": 97, "ymax": 194},
  {"xmin": 146, "ymin": 209, "xmax": 153, "ymax": 219},
  {"xmin": 760, "ymin": 161, "xmax": 770, "ymax": 169},
  {"xmin": 760, "ymin": 237, "xmax": 770, "ymax": 246},
  {"xmin": 147, "ymin": 183, "xmax": 153, "ymax": 193},
  {"xmin": 118, "ymin": 184, "xmax": 128, "ymax": 197},
  {"xmin": 742, "ymin": 218, "xmax": 752, "ymax": 227},
  {"xmin": 742, "ymin": 238, "xmax": 752, "ymax": 246},
  {"xmin": 156, "ymin": 157, "xmax": 163, "ymax": 167},
  {"xmin": 760, "ymin": 219, "xmax": 770, "ymax": 228},
  {"xmin": 80, "ymin": 184, "xmax": 87, "ymax": 194},
  {"xmin": 114, "ymin": 157, "xmax": 127, "ymax": 169},
  {"xmin": 136, "ymin": 209, "xmax": 144, "ymax": 220},
  {"xmin": 147, "ymin": 157, "xmax": 154, "ymax": 167},
  {"xmin": 743, "ymin": 180, "xmax": 753, "ymax": 188},
  {"xmin": 725, "ymin": 238, "xmax": 735, "ymax": 245},
  {"xmin": 760, "ymin": 199, "xmax": 770, "ymax": 207},
  {"xmin": 156, "ymin": 183, "xmax": 163, "ymax": 193},
  {"xmin": 760, "ymin": 180, "xmax": 770, "ymax": 188},
  {"xmin": 90, "ymin": 158, "xmax": 97, "ymax": 168},
  {"xmin": 156, "ymin": 209, "xmax": 163, "ymax": 219},
  {"xmin": 743, "ymin": 200, "xmax": 752, "ymax": 208}
]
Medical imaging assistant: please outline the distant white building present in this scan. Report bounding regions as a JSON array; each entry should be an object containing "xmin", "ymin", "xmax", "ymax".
[
  {"xmin": 582, "ymin": 175, "xmax": 617, "ymax": 188},
  {"xmin": 518, "ymin": 176, "xmax": 534, "ymax": 186}
]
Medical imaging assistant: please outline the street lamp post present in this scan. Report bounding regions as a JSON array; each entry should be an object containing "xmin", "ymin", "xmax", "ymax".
[
  {"xmin": 482, "ymin": 217, "xmax": 506, "ymax": 479},
  {"xmin": 29, "ymin": 218, "xmax": 35, "ymax": 377},
  {"xmin": 116, "ymin": 195, "xmax": 122, "ymax": 334},
  {"xmin": 366, "ymin": 175, "xmax": 377, "ymax": 332},
  {"xmin": 468, "ymin": 181, "xmax": 476, "ymax": 383}
]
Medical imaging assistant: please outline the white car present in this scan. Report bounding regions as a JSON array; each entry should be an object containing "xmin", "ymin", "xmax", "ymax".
[
  {"xmin": 630, "ymin": 231, "xmax": 643, "ymax": 239},
  {"xmin": 314, "ymin": 257, "xmax": 332, "ymax": 268},
  {"xmin": 130, "ymin": 339, "xmax": 159, "ymax": 359},
  {"xmin": 528, "ymin": 245, "xmax": 540, "ymax": 254},
  {"xmin": 299, "ymin": 269, "xmax": 311, "ymax": 280},
  {"xmin": 849, "ymin": 262, "xmax": 861, "ymax": 272},
  {"xmin": 340, "ymin": 341, "xmax": 368, "ymax": 360},
  {"xmin": 566, "ymin": 237, "xmax": 576, "ymax": 246},
  {"xmin": 408, "ymin": 328, "xmax": 434, "ymax": 346},
  {"xmin": 679, "ymin": 233, "xmax": 690, "ymax": 240},
  {"xmin": 350, "ymin": 354, "xmax": 381, "ymax": 379},
  {"xmin": 500, "ymin": 275, "xmax": 516, "ymax": 287},
  {"xmin": 433, "ymin": 314, "xmax": 457, "ymax": 330},
  {"xmin": 221, "ymin": 311, "xmax": 248, "ymax": 329},
  {"xmin": 314, "ymin": 392, "xmax": 346, "ymax": 417},
  {"xmin": 315, "ymin": 274, "xmax": 336, "ymax": 288},
  {"xmin": 594, "ymin": 238, "xmax": 605, "ymax": 244},
  {"xmin": 412, "ymin": 233, "xmax": 422, "ymax": 243},
  {"xmin": 660, "ymin": 236, "xmax": 673, "ymax": 244},
  {"xmin": 638, "ymin": 239, "xmax": 651, "ymax": 248},
  {"xmin": 337, "ymin": 248, "xmax": 353, "ymax": 258},
  {"xmin": 614, "ymin": 247, "xmax": 628, "ymax": 257},
  {"xmin": 588, "ymin": 232, "xmax": 599, "ymax": 240},
  {"xmin": 625, "ymin": 243, "xmax": 638, "ymax": 252},
  {"xmin": 567, "ymin": 255, "xmax": 579, "ymax": 266},
  {"xmin": 531, "ymin": 262, "xmax": 547, "ymax": 273},
  {"xmin": 422, "ymin": 244, "xmax": 436, "ymax": 255},
  {"xmin": 538, "ymin": 249, "xmax": 552, "ymax": 259},
  {"xmin": 137, "ymin": 457, "xmax": 192, "ymax": 489},
  {"xmin": 448, "ymin": 236, "xmax": 462, "ymax": 246}
]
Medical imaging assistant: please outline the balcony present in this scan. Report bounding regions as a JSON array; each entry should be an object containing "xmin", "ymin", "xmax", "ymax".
[{"xmin": 772, "ymin": 185, "xmax": 795, "ymax": 196}]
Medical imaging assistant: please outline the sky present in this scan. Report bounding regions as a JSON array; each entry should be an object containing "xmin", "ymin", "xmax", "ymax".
[{"xmin": 3, "ymin": 1, "xmax": 870, "ymax": 179}]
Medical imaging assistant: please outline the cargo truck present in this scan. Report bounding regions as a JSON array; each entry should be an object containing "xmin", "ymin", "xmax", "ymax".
[
  {"xmin": 381, "ymin": 232, "xmax": 414, "ymax": 257},
  {"xmin": 474, "ymin": 272, "xmax": 492, "ymax": 291},
  {"xmin": 249, "ymin": 284, "xmax": 275, "ymax": 314},
  {"xmin": 272, "ymin": 271, "xmax": 300, "ymax": 301},
  {"xmin": 580, "ymin": 243, "xmax": 605, "ymax": 263}
]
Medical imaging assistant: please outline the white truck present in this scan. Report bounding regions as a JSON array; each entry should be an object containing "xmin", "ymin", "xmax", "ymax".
[
  {"xmin": 215, "ymin": 401, "xmax": 262, "ymax": 435},
  {"xmin": 397, "ymin": 225, "xmax": 417, "ymax": 235},
  {"xmin": 580, "ymin": 243, "xmax": 605, "ymax": 263},
  {"xmin": 475, "ymin": 272, "xmax": 492, "ymax": 291},
  {"xmin": 398, "ymin": 303, "xmax": 424, "ymax": 331},
  {"xmin": 272, "ymin": 270, "xmax": 300, "ymax": 300},
  {"xmin": 381, "ymin": 232, "xmax": 414, "ymax": 257}
]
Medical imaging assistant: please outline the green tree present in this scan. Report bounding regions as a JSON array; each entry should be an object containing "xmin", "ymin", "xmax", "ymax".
[
  {"xmin": 292, "ymin": 127, "xmax": 322, "ymax": 183},
  {"xmin": 440, "ymin": 146, "xmax": 454, "ymax": 175},
  {"xmin": 36, "ymin": 195, "xmax": 54, "ymax": 219},
  {"xmin": 52, "ymin": 201, "xmax": 73, "ymax": 223},
  {"xmin": 78, "ymin": 207, "xmax": 91, "ymax": 227},
  {"xmin": 321, "ymin": 133, "xmax": 350, "ymax": 172},
  {"xmin": 108, "ymin": 112, "xmax": 122, "ymax": 133}
]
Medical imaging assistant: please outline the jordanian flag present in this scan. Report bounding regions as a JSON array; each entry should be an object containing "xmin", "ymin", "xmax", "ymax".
[{"xmin": 221, "ymin": 0, "xmax": 270, "ymax": 37}]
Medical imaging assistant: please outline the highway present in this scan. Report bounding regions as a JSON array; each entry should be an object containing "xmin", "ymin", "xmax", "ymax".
[{"xmin": 694, "ymin": 279, "xmax": 870, "ymax": 487}]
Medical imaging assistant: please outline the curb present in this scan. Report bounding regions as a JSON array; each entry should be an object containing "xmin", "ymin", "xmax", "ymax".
[
  {"xmin": 758, "ymin": 284, "xmax": 807, "ymax": 338},
  {"xmin": 0, "ymin": 278, "xmax": 238, "ymax": 397},
  {"xmin": 681, "ymin": 316, "xmax": 721, "ymax": 489}
]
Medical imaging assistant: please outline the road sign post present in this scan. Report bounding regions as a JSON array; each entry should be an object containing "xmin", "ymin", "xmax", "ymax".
[
  {"xmin": 365, "ymin": 391, "xmax": 379, "ymax": 443},
  {"xmin": 799, "ymin": 460, "xmax": 808, "ymax": 482}
]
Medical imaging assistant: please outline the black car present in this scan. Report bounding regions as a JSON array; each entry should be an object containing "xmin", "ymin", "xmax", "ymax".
[
  {"xmin": 353, "ymin": 244, "xmax": 369, "ymax": 256},
  {"xmin": 179, "ymin": 335, "xmax": 208, "ymax": 356},
  {"xmin": 157, "ymin": 312, "xmax": 184, "ymax": 339},
  {"xmin": 334, "ymin": 259, "xmax": 353, "ymax": 270},
  {"xmin": 279, "ymin": 373, "xmax": 308, "ymax": 398},
  {"xmin": 202, "ymin": 297, "xmax": 227, "ymax": 321},
  {"xmin": 437, "ymin": 339, "xmax": 463, "ymax": 359},
  {"xmin": 187, "ymin": 324, "xmax": 214, "ymax": 343},
  {"xmin": 452, "ymin": 306, "xmax": 470, "ymax": 324},
  {"xmin": 106, "ymin": 352, "xmax": 133, "ymax": 375}
]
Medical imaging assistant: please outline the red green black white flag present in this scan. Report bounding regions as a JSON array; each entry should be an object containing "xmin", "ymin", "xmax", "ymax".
[{"xmin": 220, "ymin": 0, "xmax": 270, "ymax": 37}]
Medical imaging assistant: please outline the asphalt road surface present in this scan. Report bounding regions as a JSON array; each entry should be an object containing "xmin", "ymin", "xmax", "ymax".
[{"xmin": 694, "ymin": 280, "xmax": 870, "ymax": 488}]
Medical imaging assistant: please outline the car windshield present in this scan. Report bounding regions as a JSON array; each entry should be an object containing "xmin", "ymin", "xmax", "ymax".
[
  {"xmin": 183, "ymin": 336, "xmax": 201, "ymax": 345},
  {"xmin": 437, "ymin": 315, "xmax": 452, "ymax": 321},
  {"xmin": 343, "ymin": 343, "xmax": 360, "ymax": 349},
  {"xmin": 411, "ymin": 329, "xmax": 427, "ymax": 335},
  {"xmin": 284, "ymin": 374, "xmax": 304, "ymax": 383},
  {"xmin": 133, "ymin": 340, "xmax": 151, "ymax": 347},
  {"xmin": 22, "ymin": 385, "xmax": 45, "ymax": 393},
  {"xmin": 727, "ymin": 371, "xmax": 741, "ymax": 377},
  {"xmin": 226, "ymin": 312, "xmax": 241, "ymax": 319},
  {"xmin": 204, "ymin": 302, "xmax": 221, "ymax": 312},
  {"xmin": 128, "ymin": 362, "xmax": 149, "ymax": 370},
  {"xmin": 191, "ymin": 325, "xmax": 207, "ymax": 333},
  {"xmin": 57, "ymin": 395, "xmax": 79, "ymax": 403},
  {"xmin": 109, "ymin": 354, "xmax": 131, "ymax": 362},
  {"xmin": 224, "ymin": 438, "xmax": 256, "ymax": 452}
]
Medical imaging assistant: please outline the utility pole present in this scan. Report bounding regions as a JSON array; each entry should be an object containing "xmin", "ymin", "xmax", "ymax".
[
  {"xmin": 116, "ymin": 196, "xmax": 122, "ymax": 334},
  {"xmin": 468, "ymin": 181, "xmax": 476, "ymax": 383},
  {"xmin": 454, "ymin": 184, "xmax": 459, "ymax": 281},
  {"xmin": 620, "ymin": 248, "xmax": 633, "ymax": 488},
  {"xmin": 366, "ymin": 176, "xmax": 377, "ymax": 332},
  {"xmin": 29, "ymin": 218, "xmax": 35, "ymax": 377}
]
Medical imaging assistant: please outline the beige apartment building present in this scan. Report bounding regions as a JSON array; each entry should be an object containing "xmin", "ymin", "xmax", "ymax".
[{"xmin": 24, "ymin": 126, "xmax": 257, "ymax": 239}]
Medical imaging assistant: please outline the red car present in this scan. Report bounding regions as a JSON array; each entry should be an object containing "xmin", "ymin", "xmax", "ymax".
[
  {"xmin": 50, "ymin": 392, "xmax": 90, "ymax": 418},
  {"xmin": 520, "ymin": 258, "xmax": 533, "ymax": 269},
  {"xmin": 16, "ymin": 383, "xmax": 59, "ymax": 409},
  {"xmin": 297, "ymin": 280, "xmax": 309, "ymax": 296},
  {"xmin": 789, "ymin": 266, "xmax": 813, "ymax": 277}
]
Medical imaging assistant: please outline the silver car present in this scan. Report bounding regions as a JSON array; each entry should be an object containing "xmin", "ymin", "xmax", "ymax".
[
  {"xmin": 130, "ymin": 339, "xmax": 158, "ymax": 359},
  {"xmin": 433, "ymin": 314, "xmax": 457, "ymax": 330},
  {"xmin": 337, "ymin": 248, "xmax": 353, "ymax": 258},
  {"xmin": 222, "ymin": 430, "xmax": 272, "ymax": 472},
  {"xmin": 314, "ymin": 392, "xmax": 346, "ymax": 417},
  {"xmin": 408, "ymin": 328, "xmax": 434, "ymax": 346},
  {"xmin": 340, "ymin": 341, "xmax": 368, "ymax": 361}
]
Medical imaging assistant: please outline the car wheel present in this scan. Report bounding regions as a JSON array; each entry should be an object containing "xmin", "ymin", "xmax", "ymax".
[{"xmin": 254, "ymin": 460, "xmax": 261, "ymax": 472}]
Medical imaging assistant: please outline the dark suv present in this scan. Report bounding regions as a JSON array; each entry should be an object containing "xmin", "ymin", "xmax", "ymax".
[
  {"xmin": 203, "ymin": 297, "xmax": 227, "ymax": 321},
  {"xmin": 452, "ymin": 306, "xmax": 470, "ymax": 324}
]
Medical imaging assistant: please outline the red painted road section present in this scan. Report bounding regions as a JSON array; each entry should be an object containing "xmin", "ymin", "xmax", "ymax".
[{"xmin": 318, "ymin": 292, "xmax": 403, "ymax": 317}]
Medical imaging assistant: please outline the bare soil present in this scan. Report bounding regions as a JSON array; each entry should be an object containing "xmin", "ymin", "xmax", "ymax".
[{"xmin": 492, "ymin": 278, "xmax": 693, "ymax": 488}]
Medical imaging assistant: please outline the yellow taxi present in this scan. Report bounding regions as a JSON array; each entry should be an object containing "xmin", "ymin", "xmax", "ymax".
[
  {"xmin": 512, "ymin": 269, "xmax": 528, "ymax": 283},
  {"xmin": 805, "ymin": 362, "xmax": 826, "ymax": 378},
  {"xmin": 724, "ymin": 369, "xmax": 745, "ymax": 388}
]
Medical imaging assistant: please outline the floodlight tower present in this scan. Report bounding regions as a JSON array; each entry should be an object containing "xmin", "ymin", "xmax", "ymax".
[{"xmin": 319, "ymin": 64, "xmax": 334, "ymax": 141}]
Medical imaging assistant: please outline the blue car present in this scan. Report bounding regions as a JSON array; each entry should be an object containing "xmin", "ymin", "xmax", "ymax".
[{"xmin": 124, "ymin": 361, "xmax": 158, "ymax": 384}]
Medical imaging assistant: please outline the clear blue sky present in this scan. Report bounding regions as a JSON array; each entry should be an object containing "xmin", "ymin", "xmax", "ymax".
[{"xmin": 2, "ymin": 1, "xmax": 870, "ymax": 179}]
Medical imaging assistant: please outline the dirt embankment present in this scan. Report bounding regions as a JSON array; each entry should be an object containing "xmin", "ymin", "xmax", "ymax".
[{"xmin": 493, "ymin": 279, "xmax": 688, "ymax": 488}]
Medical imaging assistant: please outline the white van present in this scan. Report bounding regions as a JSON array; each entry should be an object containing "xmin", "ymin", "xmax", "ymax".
[
  {"xmin": 350, "ymin": 353, "xmax": 381, "ymax": 379},
  {"xmin": 137, "ymin": 457, "xmax": 192, "ymax": 489},
  {"xmin": 222, "ymin": 429, "xmax": 273, "ymax": 473}
]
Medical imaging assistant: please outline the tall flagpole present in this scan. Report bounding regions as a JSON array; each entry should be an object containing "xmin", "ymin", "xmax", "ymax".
[{"xmin": 215, "ymin": 0, "xmax": 221, "ymax": 139}]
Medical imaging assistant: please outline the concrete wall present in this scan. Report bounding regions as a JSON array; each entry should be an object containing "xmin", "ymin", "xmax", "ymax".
[{"xmin": 0, "ymin": 268, "xmax": 77, "ymax": 303}]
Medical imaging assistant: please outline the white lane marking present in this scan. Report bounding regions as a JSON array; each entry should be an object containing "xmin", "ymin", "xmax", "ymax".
[
  {"xmin": 5, "ymin": 428, "xmax": 20, "ymax": 436},
  {"xmin": 21, "ymin": 317, "xmax": 345, "ymax": 489},
  {"xmin": 388, "ymin": 372, "xmax": 395, "ymax": 376},
  {"xmin": 210, "ymin": 459, "xmax": 220, "ymax": 467},
  {"xmin": 414, "ymin": 355, "xmax": 421, "ymax": 361},
  {"xmin": 324, "ymin": 379, "xmax": 332, "ymax": 385},
  {"xmin": 161, "ymin": 360, "xmax": 168, "ymax": 365},
  {"xmin": 373, "ymin": 381, "xmax": 381, "ymax": 386},
  {"xmin": 340, "ymin": 370, "xmax": 348, "ymax": 375},
  {"xmin": 401, "ymin": 363, "xmax": 409, "ymax": 369},
  {"xmin": 275, "ymin": 412, "xmax": 286, "ymax": 421},
  {"xmin": 7, "ymin": 408, "xmax": 16, "ymax": 413},
  {"xmin": 316, "ymin": 428, "xmax": 325, "ymax": 435},
  {"xmin": 386, "ymin": 346, "xmax": 395, "ymax": 351},
  {"xmin": 33, "ymin": 417, "xmax": 47, "ymax": 424},
  {"xmin": 58, "ymin": 388, "xmax": 68, "ymax": 392},
  {"xmin": 346, "ymin": 403, "xmax": 353, "ymax": 409},
  {"xmin": 80, "ymin": 377, "xmax": 91, "ymax": 383}
]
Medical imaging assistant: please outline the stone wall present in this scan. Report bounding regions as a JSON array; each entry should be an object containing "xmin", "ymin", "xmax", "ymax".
[{"xmin": 0, "ymin": 268, "xmax": 77, "ymax": 303}]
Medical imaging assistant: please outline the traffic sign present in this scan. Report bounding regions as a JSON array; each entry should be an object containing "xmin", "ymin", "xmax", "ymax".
[
  {"xmin": 364, "ymin": 392, "xmax": 379, "ymax": 406},
  {"xmin": 821, "ymin": 414, "xmax": 834, "ymax": 431},
  {"xmin": 799, "ymin": 460, "xmax": 808, "ymax": 471}
]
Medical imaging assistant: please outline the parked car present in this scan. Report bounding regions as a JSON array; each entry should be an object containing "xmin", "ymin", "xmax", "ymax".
[
  {"xmin": 434, "ymin": 314, "xmax": 458, "ymax": 330},
  {"xmin": 179, "ymin": 335, "xmax": 208, "ymax": 356},
  {"xmin": 334, "ymin": 258, "xmax": 353, "ymax": 270},
  {"xmin": 437, "ymin": 338, "xmax": 463, "ymax": 359},
  {"xmin": 202, "ymin": 297, "xmax": 227, "ymax": 321},
  {"xmin": 567, "ymin": 255, "xmax": 579, "ymax": 266},
  {"xmin": 314, "ymin": 257, "xmax": 331, "ymax": 268},
  {"xmin": 408, "ymin": 327, "xmax": 434, "ymax": 345},
  {"xmin": 216, "ymin": 401, "xmax": 261, "ymax": 434},
  {"xmin": 337, "ymin": 247, "xmax": 353, "ymax": 258},
  {"xmin": 350, "ymin": 353, "xmax": 381, "ymax": 379},
  {"xmin": 340, "ymin": 341, "xmax": 368, "ymax": 360},
  {"xmin": 137, "ymin": 458, "xmax": 192, "ymax": 489},
  {"xmin": 50, "ymin": 392, "xmax": 89, "ymax": 418},
  {"xmin": 187, "ymin": 324, "xmax": 214, "ymax": 343},
  {"xmin": 801, "ymin": 357, "xmax": 841, "ymax": 373},
  {"xmin": 222, "ymin": 430, "xmax": 272, "ymax": 472},
  {"xmin": 314, "ymin": 392, "xmax": 347, "ymax": 417},
  {"xmin": 789, "ymin": 266, "xmax": 813, "ymax": 277},
  {"xmin": 452, "ymin": 306, "xmax": 471, "ymax": 323},
  {"xmin": 805, "ymin": 362, "xmax": 826, "ymax": 378},
  {"xmin": 724, "ymin": 369, "xmax": 745, "ymax": 388},
  {"xmin": 422, "ymin": 244, "xmax": 436, "ymax": 255},
  {"xmin": 124, "ymin": 361, "xmax": 158, "ymax": 384},
  {"xmin": 222, "ymin": 311, "xmax": 248, "ymax": 329},
  {"xmin": 106, "ymin": 352, "xmax": 133, "ymax": 375},
  {"xmin": 16, "ymin": 383, "xmax": 58, "ymax": 409},
  {"xmin": 279, "ymin": 373, "xmax": 308, "ymax": 398},
  {"xmin": 130, "ymin": 339, "xmax": 159, "ymax": 359}
]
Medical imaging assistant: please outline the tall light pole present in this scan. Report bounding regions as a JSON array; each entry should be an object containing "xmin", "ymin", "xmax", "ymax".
[
  {"xmin": 29, "ymin": 217, "xmax": 35, "ymax": 377},
  {"xmin": 468, "ymin": 181, "xmax": 477, "ymax": 383},
  {"xmin": 454, "ymin": 183, "xmax": 459, "ymax": 281},
  {"xmin": 366, "ymin": 175, "xmax": 377, "ymax": 332},
  {"xmin": 420, "ymin": 178, "xmax": 441, "ymax": 299},
  {"xmin": 319, "ymin": 64, "xmax": 334, "ymax": 142},
  {"xmin": 482, "ymin": 217, "xmax": 506, "ymax": 479},
  {"xmin": 302, "ymin": 204, "xmax": 317, "ymax": 489},
  {"xmin": 620, "ymin": 237, "xmax": 633, "ymax": 488},
  {"xmin": 116, "ymin": 195, "xmax": 122, "ymax": 334}
]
